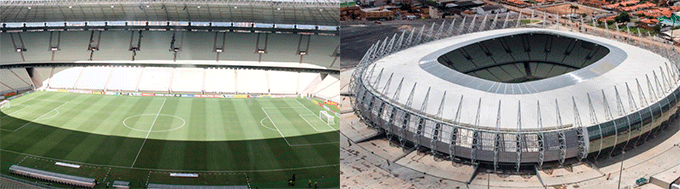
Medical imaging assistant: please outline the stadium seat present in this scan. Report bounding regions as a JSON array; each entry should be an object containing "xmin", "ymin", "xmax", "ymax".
[
  {"xmin": 269, "ymin": 70, "xmax": 299, "ymax": 94},
  {"xmin": 138, "ymin": 67, "xmax": 173, "ymax": 92},
  {"xmin": 235, "ymin": 69, "xmax": 268, "ymax": 94},
  {"xmin": 204, "ymin": 68, "xmax": 236, "ymax": 93},
  {"xmin": 171, "ymin": 68, "xmax": 204, "ymax": 93},
  {"xmin": 49, "ymin": 67, "xmax": 83, "ymax": 89},
  {"xmin": 74, "ymin": 66, "xmax": 113, "ymax": 90},
  {"xmin": 106, "ymin": 67, "xmax": 142, "ymax": 91}
]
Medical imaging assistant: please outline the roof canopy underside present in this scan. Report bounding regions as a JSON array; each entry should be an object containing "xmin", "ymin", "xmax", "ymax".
[{"xmin": 0, "ymin": 0, "xmax": 340, "ymax": 26}]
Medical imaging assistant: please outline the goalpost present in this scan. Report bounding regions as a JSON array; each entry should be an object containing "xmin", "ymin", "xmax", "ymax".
[
  {"xmin": 0, "ymin": 100, "xmax": 9, "ymax": 109},
  {"xmin": 319, "ymin": 111, "xmax": 335, "ymax": 125}
]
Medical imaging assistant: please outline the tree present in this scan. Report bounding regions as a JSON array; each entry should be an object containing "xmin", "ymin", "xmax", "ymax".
[
  {"xmin": 615, "ymin": 12, "xmax": 630, "ymax": 23},
  {"xmin": 607, "ymin": 20, "xmax": 615, "ymax": 26},
  {"xmin": 569, "ymin": 5, "xmax": 579, "ymax": 16},
  {"xmin": 654, "ymin": 24, "xmax": 662, "ymax": 32}
]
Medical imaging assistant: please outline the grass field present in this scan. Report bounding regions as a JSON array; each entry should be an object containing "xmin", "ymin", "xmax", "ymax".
[{"xmin": 0, "ymin": 91, "xmax": 339, "ymax": 188}]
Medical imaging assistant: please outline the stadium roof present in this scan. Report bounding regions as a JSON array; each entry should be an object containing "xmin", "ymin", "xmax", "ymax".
[
  {"xmin": 0, "ymin": 0, "xmax": 339, "ymax": 26},
  {"xmin": 366, "ymin": 28, "xmax": 678, "ymax": 131}
]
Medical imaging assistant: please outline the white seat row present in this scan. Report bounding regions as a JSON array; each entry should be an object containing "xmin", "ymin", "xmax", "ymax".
[
  {"xmin": 75, "ymin": 67, "xmax": 112, "ymax": 90},
  {"xmin": 137, "ymin": 67, "xmax": 173, "ymax": 92},
  {"xmin": 171, "ymin": 68, "xmax": 204, "ymax": 93},
  {"xmin": 42, "ymin": 66, "xmax": 326, "ymax": 95},
  {"xmin": 106, "ymin": 67, "xmax": 142, "ymax": 91},
  {"xmin": 49, "ymin": 67, "xmax": 83, "ymax": 89},
  {"xmin": 314, "ymin": 75, "xmax": 340, "ymax": 102},
  {"xmin": 236, "ymin": 69, "xmax": 268, "ymax": 94},
  {"xmin": 204, "ymin": 68, "xmax": 236, "ymax": 93}
]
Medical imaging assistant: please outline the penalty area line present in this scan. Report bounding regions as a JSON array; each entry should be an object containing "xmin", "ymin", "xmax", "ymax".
[
  {"xmin": 14, "ymin": 101, "xmax": 69, "ymax": 132},
  {"xmin": 299, "ymin": 114, "xmax": 334, "ymax": 132},
  {"xmin": 0, "ymin": 104, "xmax": 30, "ymax": 119},
  {"xmin": 294, "ymin": 98, "xmax": 337, "ymax": 131},
  {"xmin": 261, "ymin": 108, "xmax": 339, "ymax": 147}
]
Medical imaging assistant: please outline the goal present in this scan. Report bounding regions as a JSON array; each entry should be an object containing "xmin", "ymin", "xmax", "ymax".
[
  {"xmin": 319, "ymin": 111, "xmax": 335, "ymax": 125},
  {"xmin": 0, "ymin": 100, "xmax": 9, "ymax": 109}
]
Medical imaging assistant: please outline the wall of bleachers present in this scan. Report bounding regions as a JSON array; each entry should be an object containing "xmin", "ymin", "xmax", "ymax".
[
  {"xmin": 0, "ymin": 68, "xmax": 33, "ymax": 96},
  {"xmin": 38, "ymin": 66, "xmax": 334, "ymax": 99},
  {"xmin": 0, "ymin": 31, "xmax": 339, "ymax": 69}
]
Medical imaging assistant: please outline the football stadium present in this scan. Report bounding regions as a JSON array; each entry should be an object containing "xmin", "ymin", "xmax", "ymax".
[
  {"xmin": 343, "ymin": 11, "xmax": 680, "ymax": 188},
  {"xmin": 0, "ymin": 0, "xmax": 340, "ymax": 188}
]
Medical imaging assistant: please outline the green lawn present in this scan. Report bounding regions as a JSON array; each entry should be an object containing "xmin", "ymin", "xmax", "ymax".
[{"xmin": 0, "ymin": 91, "xmax": 339, "ymax": 188}]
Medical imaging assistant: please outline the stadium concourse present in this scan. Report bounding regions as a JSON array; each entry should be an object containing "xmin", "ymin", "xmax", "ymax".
[
  {"xmin": 0, "ymin": 0, "xmax": 340, "ymax": 188},
  {"xmin": 341, "ymin": 10, "xmax": 680, "ymax": 189}
]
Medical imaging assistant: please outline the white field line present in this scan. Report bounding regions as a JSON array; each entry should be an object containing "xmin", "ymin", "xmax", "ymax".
[
  {"xmin": 1, "ymin": 104, "xmax": 30, "ymax": 118},
  {"xmin": 261, "ymin": 107, "xmax": 338, "ymax": 147},
  {"xmin": 294, "ymin": 99, "xmax": 337, "ymax": 131},
  {"xmin": 1, "ymin": 148, "xmax": 339, "ymax": 173},
  {"xmin": 261, "ymin": 107, "xmax": 293, "ymax": 146},
  {"xmin": 13, "ymin": 101, "xmax": 69, "ymax": 132},
  {"xmin": 131, "ymin": 98, "xmax": 167, "ymax": 168},
  {"xmin": 102, "ymin": 167, "xmax": 112, "ymax": 183},
  {"xmin": 35, "ymin": 110, "xmax": 59, "ymax": 121},
  {"xmin": 259, "ymin": 117, "xmax": 277, "ymax": 131},
  {"xmin": 15, "ymin": 92, "xmax": 45, "ymax": 105},
  {"xmin": 1, "ymin": 92, "xmax": 48, "ymax": 118},
  {"xmin": 28, "ymin": 99, "xmax": 68, "ymax": 103},
  {"xmin": 299, "ymin": 114, "xmax": 334, "ymax": 132}
]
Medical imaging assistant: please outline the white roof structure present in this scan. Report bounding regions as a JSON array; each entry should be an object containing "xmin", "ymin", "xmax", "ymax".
[{"xmin": 365, "ymin": 28, "xmax": 679, "ymax": 131}]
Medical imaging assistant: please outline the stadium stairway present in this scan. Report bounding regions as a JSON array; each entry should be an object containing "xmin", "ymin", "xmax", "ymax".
[
  {"xmin": 71, "ymin": 66, "xmax": 86, "ymax": 89},
  {"xmin": 9, "ymin": 68, "xmax": 32, "ymax": 87},
  {"xmin": 168, "ymin": 68, "xmax": 176, "ymax": 93},
  {"xmin": 103, "ymin": 68, "xmax": 115, "ymax": 91},
  {"xmin": 135, "ymin": 68, "xmax": 145, "ymax": 92},
  {"xmin": 301, "ymin": 74, "xmax": 323, "ymax": 96}
]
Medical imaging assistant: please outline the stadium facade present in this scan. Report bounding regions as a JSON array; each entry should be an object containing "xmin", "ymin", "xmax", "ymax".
[{"xmin": 350, "ymin": 15, "xmax": 680, "ymax": 171}]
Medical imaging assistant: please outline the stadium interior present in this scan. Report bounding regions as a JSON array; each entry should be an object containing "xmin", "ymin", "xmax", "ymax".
[{"xmin": 437, "ymin": 33, "xmax": 610, "ymax": 83}]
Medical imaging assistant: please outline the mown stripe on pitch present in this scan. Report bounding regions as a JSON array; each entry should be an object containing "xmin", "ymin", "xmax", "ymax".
[
  {"xmin": 2, "ymin": 93, "xmax": 78, "ymax": 148},
  {"xmin": 256, "ymin": 99, "xmax": 316, "ymax": 169},
  {"xmin": 35, "ymin": 94, "xmax": 106, "ymax": 159},
  {"xmin": 146, "ymin": 98, "xmax": 185, "ymax": 170},
  {"xmin": 233, "ymin": 99, "xmax": 260, "ymax": 139},
  {"xmin": 287, "ymin": 98, "xmax": 340, "ymax": 143},
  {"xmin": 72, "ymin": 135, "xmax": 115, "ymax": 165},
  {"xmin": 280, "ymin": 99, "xmax": 339, "ymax": 166},
  {"xmin": 148, "ymin": 97, "xmax": 179, "ymax": 140},
  {"xmin": 71, "ymin": 94, "xmax": 120, "ymax": 132},
  {"xmin": 102, "ymin": 136, "xmax": 145, "ymax": 167},
  {"xmin": 206, "ymin": 98, "xmax": 228, "ymax": 142},
  {"xmin": 0, "ymin": 92, "xmax": 69, "ymax": 130},
  {"xmin": 205, "ymin": 139, "xmax": 230, "ymax": 171},
  {"xmin": 186, "ymin": 98, "xmax": 207, "ymax": 141},
  {"xmin": 92, "ymin": 95, "xmax": 138, "ymax": 135},
  {"xmin": 250, "ymin": 99, "xmax": 284, "ymax": 170},
  {"xmin": 183, "ymin": 141, "xmax": 208, "ymax": 170},
  {"xmin": 156, "ymin": 137, "xmax": 187, "ymax": 170},
  {"xmin": 113, "ymin": 97, "xmax": 156, "ymax": 139},
  {"xmin": 59, "ymin": 93, "xmax": 109, "ymax": 131}
]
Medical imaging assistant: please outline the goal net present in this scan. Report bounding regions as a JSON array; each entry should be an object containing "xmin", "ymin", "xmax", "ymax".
[
  {"xmin": 319, "ymin": 111, "xmax": 335, "ymax": 125},
  {"xmin": 0, "ymin": 100, "xmax": 9, "ymax": 109}
]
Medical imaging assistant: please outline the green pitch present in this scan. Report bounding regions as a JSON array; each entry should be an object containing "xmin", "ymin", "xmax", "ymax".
[{"xmin": 0, "ymin": 91, "xmax": 339, "ymax": 188}]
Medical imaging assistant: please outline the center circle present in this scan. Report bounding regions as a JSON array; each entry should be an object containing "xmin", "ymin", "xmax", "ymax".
[{"xmin": 123, "ymin": 114, "xmax": 186, "ymax": 132}]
